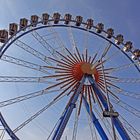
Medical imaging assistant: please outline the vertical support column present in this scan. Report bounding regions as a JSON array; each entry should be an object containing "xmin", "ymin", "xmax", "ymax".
[
  {"xmin": 52, "ymin": 75, "xmax": 86, "ymax": 140},
  {"xmin": 0, "ymin": 112, "xmax": 19, "ymax": 140},
  {"xmin": 83, "ymin": 96, "xmax": 108, "ymax": 140},
  {"xmin": 87, "ymin": 75, "xmax": 131, "ymax": 140}
]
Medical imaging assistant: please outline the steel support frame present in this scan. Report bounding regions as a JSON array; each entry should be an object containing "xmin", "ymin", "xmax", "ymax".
[
  {"xmin": 82, "ymin": 95, "xmax": 108, "ymax": 140},
  {"xmin": 87, "ymin": 75, "xmax": 131, "ymax": 140},
  {"xmin": 52, "ymin": 75, "xmax": 86, "ymax": 140}
]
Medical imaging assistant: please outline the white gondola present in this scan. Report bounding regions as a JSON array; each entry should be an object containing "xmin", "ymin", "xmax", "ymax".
[
  {"xmin": 53, "ymin": 13, "xmax": 61, "ymax": 24},
  {"xmin": 131, "ymin": 49, "xmax": 140, "ymax": 60},
  {"xmin": 103, "ymin": 110, "xmax": 119, "ymax": 117},
  {"xmin": 96, "ymin": 23, "xmax": 104, "ymax": 33},
  {"xmin": 106, "ymin": 28, "xmax": 114, "ymax": 38},
  {"xmin": 64, "ymin": 14, "xmax": 72, "ymax": 24},
  {"xmin": 0, "ymin": 30, "xmax": 8, "ymax": 43},
  {"xmin": 20, "ymin": 18, "xmax": 28, "ymax": 30},
  {"xmin": 31, "ymin": 15, "xmax": 38, "ymax": 27},
  {"xmin": 86, "ymin": 19, "xmax": 93, "ymax": 29},
  {"xmin": 115, "ymin": 34, "xmax": 124, "ymax": 45},
  {"xmin": 9, "ymin": 23, "xmax": 18, "ymax": 36},
  {"xmin": 123, "ymin": 41, "xmax": 133, "ymax": 52},
  {"xmin": 75, "ymin": 16, "xmax": 83, "ymax": 26},
  {"xmin": 42, "ymin": 13, "xmax": 49, "ymax": 25}
]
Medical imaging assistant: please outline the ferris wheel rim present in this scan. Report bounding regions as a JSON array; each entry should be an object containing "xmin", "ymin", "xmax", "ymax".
[{"xmin": 0, "ymin": 18, "xmax": 139, "ymax": 73}]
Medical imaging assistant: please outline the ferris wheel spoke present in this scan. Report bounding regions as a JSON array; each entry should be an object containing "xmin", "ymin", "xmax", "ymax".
[
  {"xmin": 93, "ymin": 59, "xmax": 107, "ymax": 69},
  {"xmin": 42, "ymin": 65, "xmax": 71, "ymax": 71},
  {"xmin": 48, "ymin": 56, "xmax": 73, "ymax": 68},
  {"xmin": 1, "ymin": 55, "xmax": 51, "ymax": 74},
  {"xmin": 73, "ymin": 52, "xmax": 81, "ymax": 62},
  {"xmin": 81, "ymin": 53, "xmax": 85, "ymax": 61},
  {"xmin": 45, "ymin": 77, "xmax": 76, "ymax": 90},
  {"xmin": 14, "ymin": 40, "xmax": 52, "ymax": 65},
  {"xmin": 60, "ymin": 79, "xmax": 77, "ymax": 89},
  {"xmin": 13, "ymin": 92, "xmax": 67, "ymax": 133},
  {"xmin": 0, "ymin": 76, "xmax": 56, "ymax": 83},
  {"xmin": 53, "ymin": 81, "xmax": 78, "ymax": 101},
  {"xmin": 75, "ymin": 47, "xmax": 83, "ymax": 62},
  {"xmin": 99, "ymin": 77, "xmax": 140, "ymax": 99},
  {"xmin": 112, "ymin": 99, "xmax": 140, "ymax": 118},
  {"xmin": 31, "ymin": 30, "xmax": 61, "ymax": 60},
  {"xmin": 91, "ymin": 53, "xmax": 98, "ymax": 64},
  {"xmin": 109, "ymin": 62, "xmax": 139, "ymax": 73},
  {"xmin": 0, "ymin": 88, "xmax": 62, "ymax": 108},
  {"xmin": 108, "ymin": 77, "xmax": 140, "ymax": 84},
  {"xmin": 86, "ymin": 49, "xmax": 88, "ymax": 62},
  {"xmin": 100, "ymin": 43, "xmax": 112, "ymax": 59},
  {"xmin": 98, "ymin": 80, "xmax": 140, "ymax": 100},
  {"xmin": 65, "ymin": 47, "xmax": 79, "ymax": 63},
  {"xmin": 97, "ymin": 82, "xmax": 120, "ymax": 101},
  {"xmin": 67, "ymin": 26, "xmax": 77, "ymax": 53},
  {"xmin": 115, "ymin": 89, "xmax": 140, "ymax": 99},
  {"xmin": 55, "ymin": 50, "xmax": 75, "ymax": 65},
  {"xmin": 42, "ymin": 74, "xmax": 73, "ymax": 78},
  {"xmin": 119, "ymin": 115, "xmax": 140, "ymax": 140},
  {"xmin": 46, "ymin": 22, "xmax": 67, "ymax": 55},
  {"xmin": 56, "ymin": 75, "xmax": 73, "ymax": 81},
  {"xmin": 83, "ymin": 28, "xmax": 90, "ymax": 53},
  {"xmin": 98, "ymin": 77, "xmax": 120, "ymax": 91},
  {"xmin": 100, "ymin": 49, "xmax": 121, "ymax": 65}
]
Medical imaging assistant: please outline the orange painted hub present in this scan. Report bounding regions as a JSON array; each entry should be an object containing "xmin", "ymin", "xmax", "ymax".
[
  {"xmin": 72, "ymin": 62, "xmax": 85, "ymax": 81},
  {"xmin": 71, "ymin": 62, "xmax": 100, "ymax": 82}
]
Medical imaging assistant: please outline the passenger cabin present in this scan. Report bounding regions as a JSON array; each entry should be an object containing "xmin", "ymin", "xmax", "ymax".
[
  {"xmin": 42, "ymin": 13, "xmax": 49, "ymax": 25},
  {"xmin": 115, "ymin": 34, "xmax": 124, "ymax": 45},
  {"xmin": 0, "ymin": 30, "xmax": 8, "ymax": 43},
  {"xmin": 64, "ymin": 14, "xmax": 72, "ymax": 24},
  {"xmin": 75, "ymin": 16, "xmax": 83, "ymax": 26},
  {"xmin": 96, "ymin": 23, "xmax": 104, "ymax": 33},
  {"xmin": 31, "ymin": 15, "xmax": 38, "ymax": 27},
  {"xmin": 86, "ymin": 19, "xmax": 93, "ymax": 29},
  {"xmin": 106, "ymin": 28, "xmax": 114, "ymax": 38},
  {"xmin": 103, "ymin": 110, "xmax": 119, "ymax": 118},
  {"xmin": 53, "ymin": 13, "xmax": 61, "ymax": 24},
  {"xmin": 9, "ymin": 23, "xmax": 18, "ymax": 36},
  {"xmin": 132, "ymin": 49, "xmax": 140, "ymax": 60},
  {"xmin": 20, "ymin": 18, "xmax": 28, "ymax": 30},
  {"xmin": 123, "ymin": 41, "xmax": 133, "ymax": 52}
]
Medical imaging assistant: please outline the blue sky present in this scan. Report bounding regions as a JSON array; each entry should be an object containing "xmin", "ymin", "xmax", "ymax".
[
  {"xmin": 0, "ymin": 0, "xmax": 140, "ymax": 140},
  {"xmin": 0, "ymin": 0, "xmax": 140, "ymax": 50}
]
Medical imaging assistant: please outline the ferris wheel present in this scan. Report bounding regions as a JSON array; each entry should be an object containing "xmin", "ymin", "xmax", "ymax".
[{"xmin": 0, "ymin": 12, "xmax": 140, "ymax": 140}]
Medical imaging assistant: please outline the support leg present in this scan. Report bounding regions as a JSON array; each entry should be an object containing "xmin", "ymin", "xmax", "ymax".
[
  {"xmin": 52, "ymin": 75, "xmax": 86, "ymax": 140},
  {"xmin": 87, "ymin": 75, "xmax": 130, "ymax": 140}
]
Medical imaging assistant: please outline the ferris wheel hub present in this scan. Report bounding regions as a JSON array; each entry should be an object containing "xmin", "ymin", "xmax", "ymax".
[
  {"xmin": 81, "ymin": 63, "xmax": 96, "ymax": 74},
  {"xmin": 72, "ymin": 62, "xmax": 99, "ymax": 81}
]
